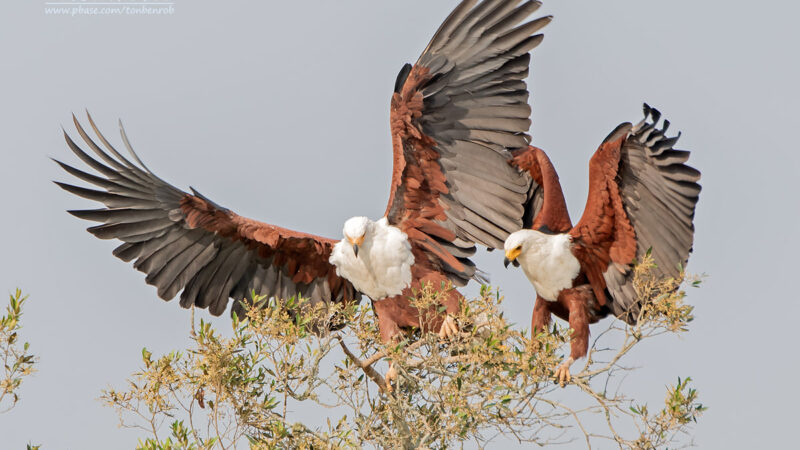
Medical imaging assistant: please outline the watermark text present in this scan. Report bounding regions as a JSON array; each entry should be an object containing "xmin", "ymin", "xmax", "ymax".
[{"xmin": 44, "ymin": 1, "xmax": 175, "ymax": 16}]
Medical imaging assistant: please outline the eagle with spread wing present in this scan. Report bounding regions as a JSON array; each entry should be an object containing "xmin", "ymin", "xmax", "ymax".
[
  {"xmin": 56, "ymin": 0, "xmax": 551, "ymax": 352},
  {"xmin": 504, "ymin": 105, "xmax": 701, "ymax": 384}
]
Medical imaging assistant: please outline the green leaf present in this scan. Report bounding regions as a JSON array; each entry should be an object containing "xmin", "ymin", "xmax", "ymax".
[{"xmin": 141, "ymin": 347, "xmax": 152, "ymax": 365}]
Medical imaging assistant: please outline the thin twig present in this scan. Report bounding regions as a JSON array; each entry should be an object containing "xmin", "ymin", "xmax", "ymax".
[{"xmin": 337, "ymin": 336, "xmax": 388, "ymax": 392}]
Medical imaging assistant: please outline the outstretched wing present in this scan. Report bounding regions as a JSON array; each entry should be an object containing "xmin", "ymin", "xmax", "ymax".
[
  {"xmin": 386, "ymin": 0, "xmax": 550, "ymax": 286},
  {"xmin": 570, "ymin": 104, "xmax": 701, "ymax": 322},
  {"xmin": 56, "ymin": 114, "xmax": 360, "ymax": 319}
]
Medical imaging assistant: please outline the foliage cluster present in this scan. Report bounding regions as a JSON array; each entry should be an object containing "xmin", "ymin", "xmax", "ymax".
[
  {"xmin": 1, "ymin": 289, "xmax": 37, "ymax": 414},
  {"xmin": 99, "ymin": 256, "xmax": 704, "ymax": 449}
]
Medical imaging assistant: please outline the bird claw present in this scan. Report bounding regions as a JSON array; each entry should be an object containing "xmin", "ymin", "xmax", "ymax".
[
  {"xmin": 438, "ymin": 314, "xmax": 459, "ymax": 340},
  {"xmin": 554, "ymin": 357, "xmax": 574, "ymax": 387},
  {"xmin": 384, "ymin": 363, "xmax": 398, "ymax": 393}
]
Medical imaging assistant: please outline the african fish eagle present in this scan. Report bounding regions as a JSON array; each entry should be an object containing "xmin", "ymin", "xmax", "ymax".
[{"xmin": 503, "ymin": 105, "xmax": 701, "ymax": 385}]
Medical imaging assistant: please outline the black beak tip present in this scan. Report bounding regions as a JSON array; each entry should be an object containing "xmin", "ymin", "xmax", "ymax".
[
  {"xmin": 352, "ymin": 244, "xmax": 359, "ymax": 257},
  {"xmin": 503, "ymin": 257, "xmax": 520, "ymax": 269}
]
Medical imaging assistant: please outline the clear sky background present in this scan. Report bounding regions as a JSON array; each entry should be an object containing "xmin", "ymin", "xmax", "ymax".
[{"xmin": 1, "ymin": 0, "xmax": 799, "ymax": 448}]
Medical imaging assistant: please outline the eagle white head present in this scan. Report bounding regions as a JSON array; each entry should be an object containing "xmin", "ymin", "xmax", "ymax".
[
  {"xmin": 504, "ymin": 230, "xmax": 547, "ymax": 267},
  {"xmin": 503, "ymin": 229, "xmax": 581, "ymax": 302},
  {"xmin": 343, "ymin": 216, "xmax": 371, "ymax": 256}
]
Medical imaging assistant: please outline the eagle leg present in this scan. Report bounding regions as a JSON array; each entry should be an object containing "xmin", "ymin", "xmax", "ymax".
[
  {"xmin": 554, "ymin": 287, "xmax": 592, "ymax": 387},
  {"xmin": 531, "ymin": 295, "xmax": 553, "ymax": 335}
]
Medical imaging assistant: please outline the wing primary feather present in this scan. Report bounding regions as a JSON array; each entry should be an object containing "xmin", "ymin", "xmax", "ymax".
[
  {"xmin": 73, "ymin": 114, "xmax": 133, "ymax": 173},
  {"xmin": 62, "ymin": 130, "xmax": 129, "ymax": 181},
  {"xmin": 67, "ymin": 208, "xmax": 166, "ymax": 224},
  {"xmin": 118, "ymin": 119, "xmax": 167, "ymax": 184},
  {"xmin": 85, "ymin": 111, "xmax": 144, "ymax": 172},
  {"xmin": 53, "ymin": 159, "xmax": 152, "ymax": 199},
  {"xmin": 486, "ymin": 1, "xmax": 543, "ymax": 36},
  {"xmin": 55, "ymin": 182, "xmax": 152, "ymax": 208},
  {"xmin": 423, "ymin": 0, "xmax": 480, "ymax": 55},
  {"xmin": 87, "ymin": 218, "xmax": 173, "ymax": 240}
]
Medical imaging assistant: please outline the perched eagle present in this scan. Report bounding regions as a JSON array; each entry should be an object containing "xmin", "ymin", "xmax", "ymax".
[
  {"xmin": 55, "ymin": 0, "xmax": 551, "ymax": 360},
  {"xmin": 503, "ymin": 104, "xmax": 701, "ymax": 384}
]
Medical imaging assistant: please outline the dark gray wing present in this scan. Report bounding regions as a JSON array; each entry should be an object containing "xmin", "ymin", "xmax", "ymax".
[
  {"xmin": 55, "ymin": 114, "xmax": 360, "ymax": 320},
  {"xmin": 385, "ymin": 0, "xmax": 550, "ymax": 285},
  {"xmin": 604, "ymin": 104, "xmax": 702, "ymax": 322}
]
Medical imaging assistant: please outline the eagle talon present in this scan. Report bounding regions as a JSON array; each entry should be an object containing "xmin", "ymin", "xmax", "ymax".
[
  {"xmin": 384, "ymin": 362, "xmax": 398, "ymax": 393},
  {"xmin": 554, "ymin": 357, "xmax": 574, "ymax": 387},
  {"xmin": 438, "ymin": 314, "xmax": 459, "ymax": 340}
]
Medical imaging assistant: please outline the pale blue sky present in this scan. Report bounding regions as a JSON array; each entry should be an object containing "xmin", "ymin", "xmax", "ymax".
[{"xmin": 1, "ymin": 1, "xmax": 799, "ymax": 448}]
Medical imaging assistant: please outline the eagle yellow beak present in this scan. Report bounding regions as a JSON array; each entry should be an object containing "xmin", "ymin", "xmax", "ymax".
[
  {"xmin": 504, "ymin": 247, "xmax": 522, "ymax": 268},
  {"xmin": 348, "ymin": 235, "xmax": 365, "ymax": 257}
]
